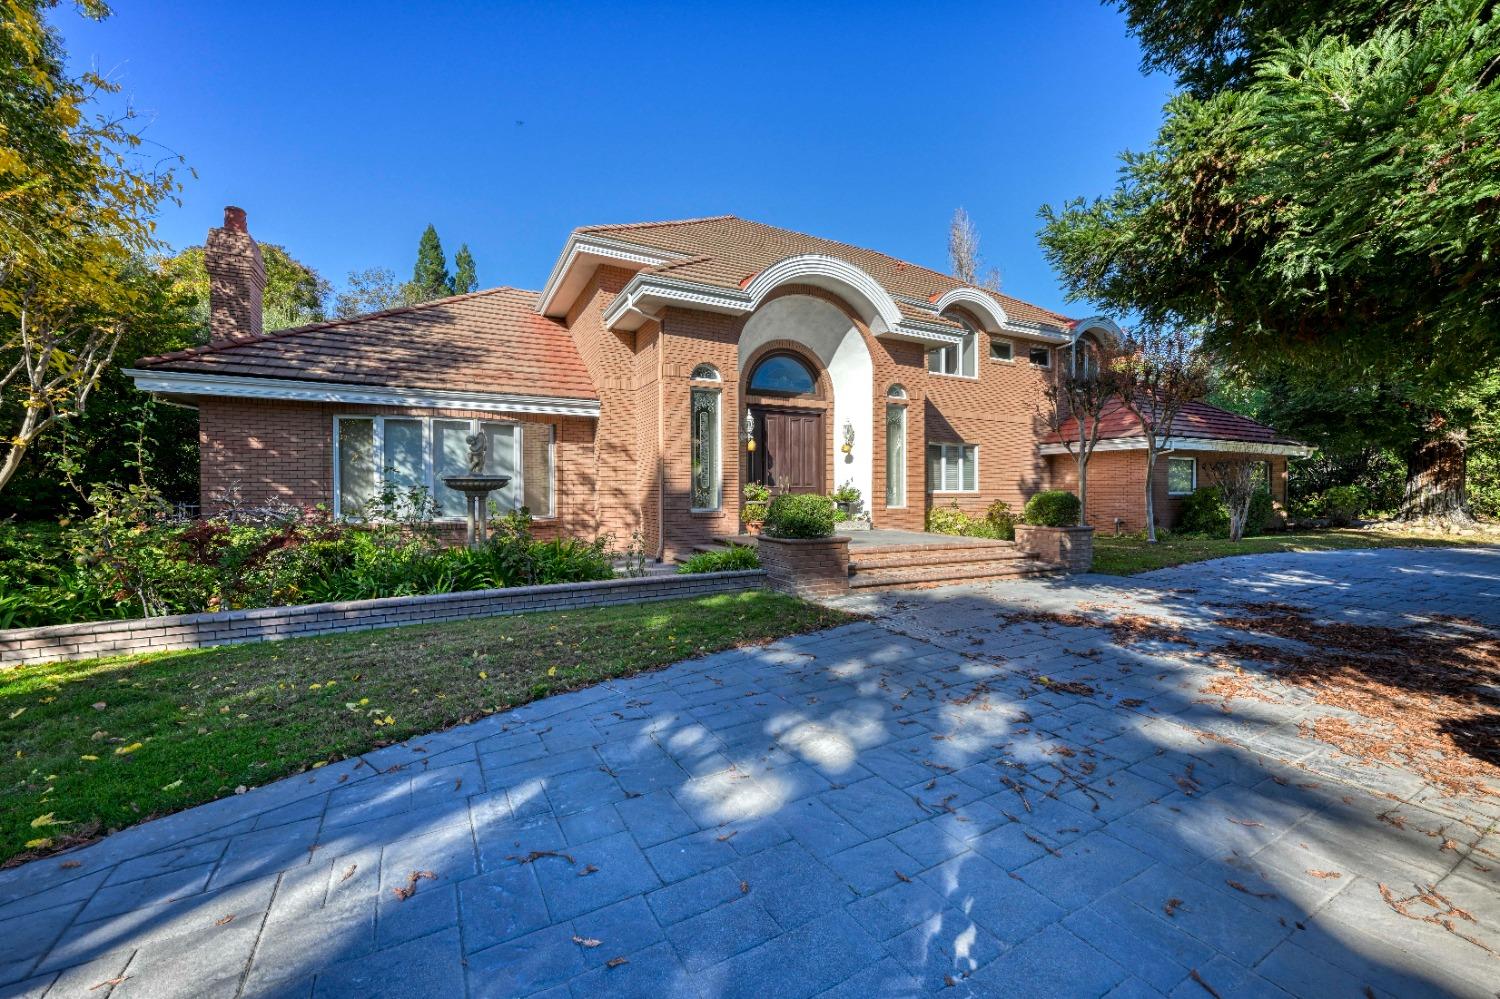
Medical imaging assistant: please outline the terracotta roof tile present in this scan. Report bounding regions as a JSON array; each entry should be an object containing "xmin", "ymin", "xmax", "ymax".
[
  {"xmin": 135, "ymin": 287, "xmax": 597, "ymax": 401},
  {"xmin": 1043, "ymin": 399, "xmax": 1302, "ymax": 447},
  {"xmin": 574, "ymin": 215, "xmax": 1071, "ymax": 329}
]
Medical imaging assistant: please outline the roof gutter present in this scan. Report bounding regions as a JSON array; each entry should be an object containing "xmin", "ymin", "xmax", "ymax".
[{"xmin": 124, "ymin": 370, "xmax": 602, "ymax": 419}]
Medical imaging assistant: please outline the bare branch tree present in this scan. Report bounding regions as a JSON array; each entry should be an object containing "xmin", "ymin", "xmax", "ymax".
[
  {"xmin": 1111, "ymin": 328, "xmax": 1213, "ymax": 543},
  {"xmin": 1204, "ymin": 458, "xmax": 1258, "ymax": 541},
  {"xmin": 1040, "ymin": 338, "xmax": 1125, "ymax": 526},
  {"xmin": 0, "ymin": 284, "xmax": 123, "ymax": 494},
  {"xmin": 948, "ymin": 208, "xmax": 1001, "ymax": 290}
]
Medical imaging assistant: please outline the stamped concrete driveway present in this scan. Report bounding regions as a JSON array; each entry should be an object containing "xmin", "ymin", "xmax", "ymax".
[{"xmin": 2, "ymin": 546, "xmax": 1497, "ymax": 998}]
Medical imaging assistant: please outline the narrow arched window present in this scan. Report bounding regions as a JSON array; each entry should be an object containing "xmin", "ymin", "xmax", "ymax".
[
  {"xmin": 691, "ymin": 363, "xmax": 721, "ymax": 382},
  {"xmin": 887, "ymin": 384, "xmax": 908, "ymax": 400},
  {"xmin": 748, "ymin": 353, "xmax": 817, "ymax": 396},
  {"xmin": 690, "ymin": 385, "xmax": 722, "ymax": 511}
]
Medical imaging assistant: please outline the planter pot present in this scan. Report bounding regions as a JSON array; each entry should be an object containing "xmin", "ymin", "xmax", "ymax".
[
  {"xmin": 742, "ymin": 521, "xmax": 764, "ymax": 536},
  {"xmin": 1014, "ymin": 524, "xmax": 1094, "ymax": 573}
]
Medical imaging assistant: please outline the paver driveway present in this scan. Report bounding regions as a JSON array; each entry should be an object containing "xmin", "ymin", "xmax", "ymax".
[{"xmin": 2, "ymin": 546, "xmax": 1497, "ymax": 998}]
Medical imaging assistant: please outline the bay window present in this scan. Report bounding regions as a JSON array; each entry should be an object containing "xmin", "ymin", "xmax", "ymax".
[
  {"xmin": 927, "ymin": 443, "xmax": 978, "ymax": 493},
  {"xmin": 333, "ymin": 415, "xmax": 554, "ymax": 521}
]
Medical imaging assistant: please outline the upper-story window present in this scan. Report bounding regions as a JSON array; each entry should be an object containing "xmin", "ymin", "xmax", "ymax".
[
  {"xmin": 748, "ymin": 353, "xmax": 817, "ymax": 396},
  {"xmin": 989, "ymin": 338, "xmax": 1013, "ymax": 362},
  {"xmin": 1028, "ymin": 345, "xmax": 1052, "ymax": 368},
  {"xmin": 927, "ymin": 320, "xmax": 978, "ymax": 378},
  {"xmin": 1070, "ymin": 336, "xmax": 1100, "ymax": 376}
]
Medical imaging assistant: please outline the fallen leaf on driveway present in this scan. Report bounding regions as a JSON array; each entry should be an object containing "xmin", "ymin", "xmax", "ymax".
[
  {"xmin": 392, "ymin": 870, "xmax": 437, "ymax": 901},
  {"xmin": 89, "ymin": 977, "xmax": 128, "ymax": 990},
  {"xmin": 1163, "ymin": 897, "xmax": 1184, "ymax": 918},
  {"xmin": 894, "ymin": 870, "xmax": 912, "ymax": 883},
  {"xmin": 510, "ymin": 850, "xmax": 576, "ymax": 865},
  {"xmin": 606, "ymin": 956, "xmax": 629, "ymax": 968},
  {"xmin": 578, "ymin": 864, "xmax": 599, "ymax": 877},
  {"xmin": 1227, "ymin": 818, "xmax": 1263, "ymax": 827},
  {"xmin": 215, "ymin": 914, "xmax": 235, "ymax": 926},
  {"xmin": 1188, "ymin": 968, "xmax": 1221, "ymax": 998},
  {"xmin": 572, "ymin": 935, "xmax": 601, "ymax": 948},
  {"xmin": 1307, "ymin": 869, "xmax": 1342, "ymax": 879},
  {"xmin": 739, "ymin": 880, "xmax": 749, "ymax": 894},
  {"xmin": 1225, "ymin": 880, "xmax": 1276, "ymax": 900}
]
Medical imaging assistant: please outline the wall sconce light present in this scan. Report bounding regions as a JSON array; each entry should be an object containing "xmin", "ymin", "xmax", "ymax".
[{"xmin": 742, "ymin": 411, "xmax": 756, "ymax": 452}]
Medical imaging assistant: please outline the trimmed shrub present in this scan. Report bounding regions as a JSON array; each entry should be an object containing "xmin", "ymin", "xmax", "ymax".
[
  {"xmin": 764, "ymin": 493, "xmax": 837, "ymax": 539},
  {"xmin": 924, "ymin": 502, "xmax": 971, "ymax": 536},
  {"xmin": 1323, "ymin": 484, "xmax": 1370, "ymax": 526},
  {"xmin": 1178, "ymin": 486, "xmax": 1277, "ymax": 538},
  {"xmin": 985, "ymin": 499, "xmax": 1017, "ymax": 541},
  {"xmin": 678, "ymin": 543, "xmax": 761, "ymax": 574},
  {"xmin": 1178, "ymin": 487, "xmax": 1231, "ymax": 536},
  {"xmin": 1022, "ymin": 490, "xmax": 1081, "ymax": 527}
]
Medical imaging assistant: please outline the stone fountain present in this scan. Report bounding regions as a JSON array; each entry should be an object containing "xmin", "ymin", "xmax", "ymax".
[{"xmin": 441, "ymin": 420, "xmax": 510, "ymax": 549}]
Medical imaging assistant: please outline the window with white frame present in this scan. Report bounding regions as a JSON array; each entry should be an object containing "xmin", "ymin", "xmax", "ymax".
[
  {"xmin": 1028, "ymin": 345, "xmax": 1051, "ymax": 368},
  {"xmin": 885, "ymin": 403, "xmax": 907, "ymax": 508},
  {"xmin": 333, "ymin": 416, "xmax": 554, "ymax": 521},
  {"xmin": 989, "ymin": 337, "xmax": 1013, "ymax": 362},
  {"xmin": 690, "ymin": 386, "xmax": 722, "ymax": 511},
  {"xmin": 926, "ymin": 443, "xmax": 978, "ymax": 493},
  {"xmin": 1167, "ymin": 456, "xmax": 1197, "ymax": 495},
  {"xmin": 927, "ymin": 322, "xmax": 978, "ymax": 378}
]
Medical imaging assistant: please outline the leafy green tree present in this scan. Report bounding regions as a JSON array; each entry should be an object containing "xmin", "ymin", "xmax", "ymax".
[
  {"xmin": 0, "ymin": 0, "xmax": 182, "ymax": 497},
  {"xmin": 409, "ymin": 224, "xmax": 453, "ymax": 301},
  {"xmin": 334, "ymin": 266, "xmax": 408, "ymax": 318},
  {"xmin": 160, "ymin": 243, "xmax": 330, "ymax": 332},
  {"xmin": 453, "ymin": 244, "xmax": 477, "ymax": 295},
  {"xmin": 1040, "ymin": 0, "xmax": 1500, "ymax": 523}
]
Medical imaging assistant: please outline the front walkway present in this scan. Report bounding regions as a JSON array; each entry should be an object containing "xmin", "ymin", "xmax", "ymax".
[{"xmin": 2, "ymin": 547, "xmax": 1497, "ymax": 998}]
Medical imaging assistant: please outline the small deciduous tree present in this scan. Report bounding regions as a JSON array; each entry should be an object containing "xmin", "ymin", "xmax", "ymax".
[
  {"xmin": 1204, "ymin": 457, "xmax": 1258, "ymax": 542},
  {"xmin": 1040, "ymin": 338, "xmax": 1124, "ymax": 526},
  {"xmin": 1111, "ymin": 329, "xmax": 1213, "ymax": 543},
  {"xmin": 335, "ymin": 266, "xmax": 408, "ymax": 318},
  {"xmin": 1, "ymin": 0, "xmax": 181, "ymax": 497}
]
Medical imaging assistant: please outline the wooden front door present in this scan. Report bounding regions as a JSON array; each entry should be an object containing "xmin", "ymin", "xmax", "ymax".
[{"xmin": 749, "ymin": 407, "xmax": 824, "ymax": 493}]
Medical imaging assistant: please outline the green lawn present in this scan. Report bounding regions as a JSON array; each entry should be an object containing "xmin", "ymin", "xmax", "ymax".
[
  {"xmin": 0, "ymin": 591, "xmax": 853, "ymax": 866},
  {"xmin": 1090, "ymin": 527, "xmax": 1496, "ymax": 575}
]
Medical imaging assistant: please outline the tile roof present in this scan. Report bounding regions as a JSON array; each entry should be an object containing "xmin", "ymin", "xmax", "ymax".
[
  {"xmin": 574, "ymin": 215, "xmax": 1072, "ymax": 330},
  {"xmin": 134, "ymin": 287, "xmax": 597, "ymax": 401},
  {"xmin": 1043, "ymin": 399, "xmax": 1303, "ymax": 447}
]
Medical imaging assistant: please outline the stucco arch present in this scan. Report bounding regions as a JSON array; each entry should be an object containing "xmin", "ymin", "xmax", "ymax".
[
  {"xmin": 1069, "ymin": 316, "xmax": 1124, "ymax": 347},
  {"xmin": 739, "ymin": 294, "xmax": 874, "ymax": 508},
  {"xmin": 744, "ymin": 255, "xmax": 904, "ymax": 335},
  {"xmin": 932, "ymin": 287, "xmax": 1009, "ymax": 332}
]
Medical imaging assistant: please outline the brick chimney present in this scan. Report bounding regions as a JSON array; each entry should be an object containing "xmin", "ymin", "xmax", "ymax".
[{"xmin": 205, "ymin": 205, "xmax": 265, "ymax": 339}]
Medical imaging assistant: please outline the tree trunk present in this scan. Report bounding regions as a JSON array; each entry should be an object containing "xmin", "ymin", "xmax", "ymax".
[
  {"xmin": 1143, "ymin": 448, "xmax": 1158, "ymax": 543},
  {"xmin": 1397, "ymin": 415, "xmax": 1472, "ymax": 526},
  {"xmin": 1077, "ymin": 454, "xmax": 1089, "ymax": 527}
]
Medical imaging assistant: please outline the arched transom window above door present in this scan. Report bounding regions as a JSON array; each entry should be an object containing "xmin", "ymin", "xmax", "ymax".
[{"xmin": 747, "ymin": 352, "xmax": 818, "ymax": 396}]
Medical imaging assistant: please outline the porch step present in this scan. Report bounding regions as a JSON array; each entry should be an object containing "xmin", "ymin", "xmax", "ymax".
[
  {"xmin": 847, "ymin": 546, "xmax": 1032, "ymax": 571},
  {"xmin": 848, "ymin": 557, "xmax": 1055, "ymax": 590}
]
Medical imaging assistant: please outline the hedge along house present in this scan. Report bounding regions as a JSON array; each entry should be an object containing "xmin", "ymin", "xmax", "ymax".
[{"xmin": 129, "ymin": 208, "xmax": 1306, "ymax": 559}]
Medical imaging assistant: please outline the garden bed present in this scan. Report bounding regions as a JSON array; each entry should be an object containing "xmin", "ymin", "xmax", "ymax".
[{"xmin": 0, "ymin": 590, "xmax": 854, "ymax": 865}]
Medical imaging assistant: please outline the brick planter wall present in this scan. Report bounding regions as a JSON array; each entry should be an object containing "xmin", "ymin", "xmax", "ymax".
[
  {"xmin": 1014, "ymin": 525, "xmax": 1094, "ymax": 573},
  {"xmin": 0, "ymin": 570, "xmax": 766, "ymax": 669},
  {"xmin": 756, "ymin": 536, "xmax": 851, "ymax": 598}
]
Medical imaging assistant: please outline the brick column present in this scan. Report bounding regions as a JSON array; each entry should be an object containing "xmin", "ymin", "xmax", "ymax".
[
  {"xmin": 756, "ymin": 536, "xmax": 851, "ymax": 598},
  {"xmin": 1014, "ymin": 525, "xmax": 1094, "ymax": 572}
]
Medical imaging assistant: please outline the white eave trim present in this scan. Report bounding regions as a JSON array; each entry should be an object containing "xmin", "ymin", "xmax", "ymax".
[
  {"xmin": 924, "ymin": 288, "xmax": 1071, "ymax": 344},
  {"xmin": 1038, "ymin": 435, "xmax": 1311, "ymax": 457},
  {"xmin": 124, "ymin": 370, "xmax": 602, "ymax": 418},
  {"xmin": 537, "ymin": 233, "xmax": 689, "ymax": 318}
]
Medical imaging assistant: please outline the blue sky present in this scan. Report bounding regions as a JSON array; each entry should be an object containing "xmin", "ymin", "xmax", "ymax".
[{"xmin": 56, "ymin": 1, "xmax": 1171, "ymax": 317}]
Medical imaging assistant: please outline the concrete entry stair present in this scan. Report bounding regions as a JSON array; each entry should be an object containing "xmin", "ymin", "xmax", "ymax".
[{"xmin": 692, "ymin": 531, "xmax": 1056, "ymax": 591}]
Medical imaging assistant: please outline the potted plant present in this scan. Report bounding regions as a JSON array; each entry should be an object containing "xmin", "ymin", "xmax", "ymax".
[
  {"xmin": 830, "ymin": 480, "xmax": 862, "ymax": 521},
  {"xmin": 741, "ymin": 482, "xmax": 771, "ymax": 534}
]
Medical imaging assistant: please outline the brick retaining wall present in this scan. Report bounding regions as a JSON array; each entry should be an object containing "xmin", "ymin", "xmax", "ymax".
[
  {"xmin": 1014, "ymin": 525, "xmax": 1094, "ymax": 572},
  {"xmin": 0, "ymin": 570, "xmax": 766, "ymax": 669},
  {"xmin": 757, "ymin": 536, "xmax": 851, "ymax": 598}
]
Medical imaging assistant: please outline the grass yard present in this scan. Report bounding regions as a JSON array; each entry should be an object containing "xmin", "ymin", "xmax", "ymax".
[
  {"xmin": 1091, "ymin": 526, "xmax": 1497, "ymax": 575},
  {"xmin": 0, "ymin": 590, "xmax": 853, "ymax": 866}
]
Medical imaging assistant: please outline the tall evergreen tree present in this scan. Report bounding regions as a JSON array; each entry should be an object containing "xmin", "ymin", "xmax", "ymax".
[
  {"xmin": 453, "ymin": 244, "xmax": 477, "ymax": 295},
  {"xmin": 409, "ymin": 224, "xmax": 453, "ymax": 301}
]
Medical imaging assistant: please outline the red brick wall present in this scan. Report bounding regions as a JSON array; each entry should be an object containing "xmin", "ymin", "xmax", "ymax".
[
  {"xmin": 196, "ymin": 397, "xmax": 597, "ymax": 540},
  {"xmin": 1047, "ymin": 449, "xmax": 1289, "ymax": 532}
]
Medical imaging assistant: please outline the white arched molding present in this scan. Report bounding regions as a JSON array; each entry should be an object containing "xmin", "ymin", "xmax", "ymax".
[
  {"xmin": 932, "ymin": 287, "xmax": 1010, "ymax": 332},
  {"xmin": 1069, "ymin": 316, "xmax": 1124, "ymax": 347},
  {"xmin": 744, "ymin": 255, "xmax": 905, "ymax": 335}
]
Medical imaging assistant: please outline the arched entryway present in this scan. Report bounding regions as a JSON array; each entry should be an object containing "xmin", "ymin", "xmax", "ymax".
[
  {"xmin": 744, "ymin": 351, "xmax": 825, "ymax": 493},
  {"xmin": 738, "ymin": 294, "xmax": 875, "ymax": 504}
]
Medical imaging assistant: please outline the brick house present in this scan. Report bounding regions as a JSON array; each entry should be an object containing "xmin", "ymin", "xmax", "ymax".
[{"xmin": 128, "ymin": 209, "xmax": 1308, "ymax": 559}]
